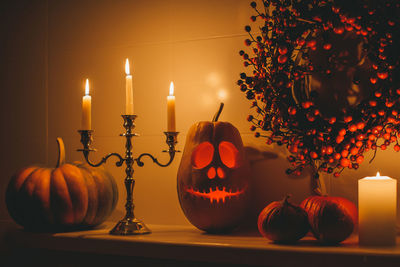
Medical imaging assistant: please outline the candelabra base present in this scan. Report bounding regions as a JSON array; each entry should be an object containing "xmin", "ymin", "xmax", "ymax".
[{"xmin": 109, "ymin": 218, "xmax": 151, "ymax": 235}]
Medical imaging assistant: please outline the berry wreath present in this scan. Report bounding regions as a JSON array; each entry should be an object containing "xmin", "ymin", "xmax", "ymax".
[{"xmin": 238, "ymin": 0, "xmax": 400, "ymax": 183}]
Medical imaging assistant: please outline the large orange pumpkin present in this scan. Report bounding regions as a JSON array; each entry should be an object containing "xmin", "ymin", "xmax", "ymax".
[
  {"xmin": 5, "ymin": 138, "xmax": 118, "ymax": 231},
  {"xmin": 177, "ymin": 104, "xmax": 250, "ymax": 233}
]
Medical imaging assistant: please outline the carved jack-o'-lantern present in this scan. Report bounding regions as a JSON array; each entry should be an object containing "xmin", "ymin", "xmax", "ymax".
[{"xmin": 177, "ymin": 104, "xmax": 250, "ymax": 233}]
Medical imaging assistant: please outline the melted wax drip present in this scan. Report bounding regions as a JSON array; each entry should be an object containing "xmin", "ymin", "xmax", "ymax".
[{"xmin": 186, "ymin": 186, "xmax": 246, "ymax": 203}]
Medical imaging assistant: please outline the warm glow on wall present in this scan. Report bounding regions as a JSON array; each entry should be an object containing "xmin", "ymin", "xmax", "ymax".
[
  {"xmin": 202, "ymin": 72, "xmax": 229, "ymax": 107},
  {"xmin": 217, "ymin": 89, "xmax": 228, "ymax": 101}
]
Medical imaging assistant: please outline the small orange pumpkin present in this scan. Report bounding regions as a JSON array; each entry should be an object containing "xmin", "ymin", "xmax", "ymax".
[
  {"xmin": 177, "ymin": 104, "xmax": 250, "ymax": 233},
  {"xmin": 300, "ymin": 195, "xmax": 357, "ymax": 243},
  {"xmin": 5, "ymin": 138, "xmax": 118, "ymax": 231},
  {"xmin": 258, "ymin": 196, "xmax": 309, "ymax": 243}
]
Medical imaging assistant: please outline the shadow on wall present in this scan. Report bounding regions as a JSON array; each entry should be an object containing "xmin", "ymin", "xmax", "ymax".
[{"xmin": 243, "ymin": 144, "xmax": 313, "ymax": 227}]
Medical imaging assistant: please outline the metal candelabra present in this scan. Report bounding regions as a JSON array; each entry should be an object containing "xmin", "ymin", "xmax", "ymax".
[{"xmin": 78, "ymin": 115, "xmax": 179, "ymax": 235}]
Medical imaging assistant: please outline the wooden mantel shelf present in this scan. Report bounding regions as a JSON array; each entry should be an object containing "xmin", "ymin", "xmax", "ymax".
[{"xmin": 4, "ymin": 221, "xmax": 400, "ymax": 267}]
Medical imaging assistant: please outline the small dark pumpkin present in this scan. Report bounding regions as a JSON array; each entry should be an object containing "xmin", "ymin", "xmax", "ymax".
[
  {"xmin": 300, "ymin": 195, "xmax": 357, "ymax": 244},
  {"xmin": 177, "ymin": 104, "xmax": 250, "ymax": 233},
  {"xmin": 5, "ymin": 138, "xmax": 118, "ymax": 231},
  {"xmin": 258, "ymin": 195, "xmax": 309, "ymax": 243}
]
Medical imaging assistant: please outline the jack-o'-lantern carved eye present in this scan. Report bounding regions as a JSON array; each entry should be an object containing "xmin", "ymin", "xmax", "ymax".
[
  {"xmin": 219, "ymin": 141, "xmax": 239, "ymax": 168},
  {"xmin": 192, "ymin": 142, "xmax": 214, "ymax": 169}
]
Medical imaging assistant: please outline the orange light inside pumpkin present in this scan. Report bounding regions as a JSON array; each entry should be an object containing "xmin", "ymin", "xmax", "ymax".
[
  {"xmin": 219, "ymin": 141, "xmax": 239, "ymax": 168},
  {"xmin": 207, "ymin": 167, "xmax": 216, "ymax": 179},
  {"xmin": 217, "ymin": 167, "xmax": 225, "ymax": 178},
  {"xmin": 192, "ymin": 142, "xmax": 214, "ymax": 169},
  {"xmin": 186, "ymin": 186, "xmax": 247, "ymax": 203}
]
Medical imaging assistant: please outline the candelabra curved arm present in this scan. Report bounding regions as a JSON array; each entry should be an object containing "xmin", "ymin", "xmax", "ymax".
[
  {"xmin": 135, "ymin": 132, "xmax": 180, "ymax": 167},
  {"xmin": 135, "ymin": 151, "xmax": 176, "ymax": 167},
  {"xmin": 77, "ymin": 130, "xmax": 125, "ymax": 167},
  {"xmin": 82, "ymin": 150, "xmax": 125, "ymax": 168}
]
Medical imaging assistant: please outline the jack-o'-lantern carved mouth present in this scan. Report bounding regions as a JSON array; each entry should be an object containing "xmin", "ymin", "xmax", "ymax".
[{"xmin": 186, "ymin": 185, "xmax": 247, "ymax": 203}]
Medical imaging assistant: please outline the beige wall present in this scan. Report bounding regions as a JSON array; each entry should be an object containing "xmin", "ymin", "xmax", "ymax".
[{"xmin": 2, "ymin": 0, "xmax": 400, "ymax": 228}]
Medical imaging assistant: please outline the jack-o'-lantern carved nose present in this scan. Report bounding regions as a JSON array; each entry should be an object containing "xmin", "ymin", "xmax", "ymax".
[
  {"xmin": 217, "ymin": 167, "xmax": 225, "ymax": 178},
  {"xmin": 207, "ymin": 167, "xmax": 225, "ymax": 179},
  {"xmin": 207, "ymin": 167, "xmax": 216, "ymax": 179}
]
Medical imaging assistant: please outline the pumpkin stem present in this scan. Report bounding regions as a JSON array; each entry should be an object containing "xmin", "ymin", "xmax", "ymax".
[
  {"xmin": 212, "ymin": 103, "xmax": 224, "ymax": 122},
  {"xmin": 282, "ymin": 194, "xmax": 292, "ymax": 205},
  {"xmin": 56, "ymin": 137, "xmax": 66, "ymax": 167}
]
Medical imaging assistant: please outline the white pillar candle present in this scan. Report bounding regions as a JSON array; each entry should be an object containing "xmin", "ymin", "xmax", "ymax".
[
  {"xmin": 167, "ymin": 81, "xmax": 176, "ymax": 132},
  {"xmin": 125, "ymin": 58, "xmax": 134, "ymax": 115},
  {"xmin": 82, "ymin": 79, "xmax": 92, "ymax": 130},
  {"xmin": 358, "ymin": 172, "xmax": 397, "ymax": 246}
]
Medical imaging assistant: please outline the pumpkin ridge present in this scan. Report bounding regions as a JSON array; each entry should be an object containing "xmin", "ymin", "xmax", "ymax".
[
  {"xmin": 105, "ymin": 168, "xmax": 118, "ymax": 213},
  {"xmin": 212, "ymin": 122, "xmax": 216, "ymax": 144},
  {"xmin": 95, "ymin": 173, "xmax": 111, "ymax": 225},
  {"xmin": 12, "ymin": 167, "xmax": 41, "ymax": 228},
  {"xmin": 21, "ymin": 168, "xmax": 41, "ymax": 194},
  {"xmin": 80, "ymin": 167, "xmax": 98, "ymax": 225},
  {"xmin": 309, "ymin": 198, "xmax": 322, "ymax": 238},
  {"xmin": 195, "ymin": 122, "xmax": 211, "ymax": 144},
  {"xmin": 316, "ymin": 200, "xmax": 330, "ymax": 240},
  {"xmin": 33, "ymin": 169, "xmax": 54, "ymax": 225},
  {"xmin": 5, "ymin": 167, "xmax": 38, "ymax": 227},
  {"xmin": 265, "ymin": 205, "xmax": 279, "ymax": 227},
  {"xmin": 91, "ymin": 167, "xmax": 113, "ymax": 225},
  {"xmin": 301, "ymin": 197, "xmax": 312, "ymax": 211},
  {"xmin": 13, "ymin": 167, "xmax": 38, "ymax": 191},
  {"xmin": 264, "ymin": 206, "xmax": 279, "ymax": 239},
  {"xmin": 24, "ymin": 168, "xmax": 46, "ymax": 228},
  {"xmin": 60, "ymin": 164, "xmax": 89, "ymax": 224},
  {"xmin": 50, "ymin": 168, "xmax": 74, "ymax": 225},
  {"xmin": 316, "ymin": 198, "xmax": 327, "ymax": 239}
]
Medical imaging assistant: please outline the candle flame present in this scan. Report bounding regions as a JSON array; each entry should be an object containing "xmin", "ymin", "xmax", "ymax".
[
  {"xmin": 362, "ymin": 172, "xmax": 392, "ymax": 180},
  {"xmin": 169, "ymin": 81, "xmax": 174, "ymax": 96},
  {"xmin": 125, "ymin": 58, "xmax": 130, "ymax": 75},
  {"xmin": 85, "ymin": 79, "xmax": 90, "ymax": 95}
]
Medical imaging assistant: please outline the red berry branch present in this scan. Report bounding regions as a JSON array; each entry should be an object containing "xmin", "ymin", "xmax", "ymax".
[{"xmin": 239, "ymin": 0, "xmax": 400, "ymax": 178}]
